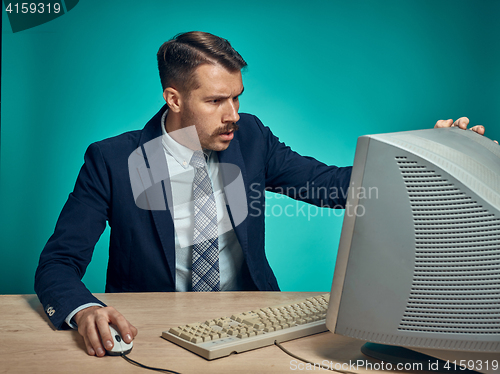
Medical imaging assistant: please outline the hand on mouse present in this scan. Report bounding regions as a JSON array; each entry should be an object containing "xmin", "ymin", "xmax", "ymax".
[{"xmin": 73, "ymin": 305, "xmax": 138, "ymax": 357}]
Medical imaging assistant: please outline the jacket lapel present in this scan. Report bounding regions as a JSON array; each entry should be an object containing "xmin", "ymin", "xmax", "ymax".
[
  {"xmin": 218, "ymin": 137, "xmax": 249, "ymax": 260},
  {"xmin": 137, "ymin": 105, "xmax": 176, "ymax": 287}
]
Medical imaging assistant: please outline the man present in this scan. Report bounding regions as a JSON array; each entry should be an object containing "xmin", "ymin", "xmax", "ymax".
[{"xmin": 35, "ymin": 31, "xmax": 486, "ymax": 357}]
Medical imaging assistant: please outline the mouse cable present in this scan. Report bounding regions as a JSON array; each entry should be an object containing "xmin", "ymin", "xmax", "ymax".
[
  {"xmin": 120, "ymin": 353, "xmax": 183, "ymax": 374},
  {"xmin": 274, "ymin": 340, "xmax": 357, "ymax": 374}
]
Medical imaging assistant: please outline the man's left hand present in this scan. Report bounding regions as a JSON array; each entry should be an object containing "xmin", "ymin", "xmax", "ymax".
[{"xmin": 434, "ymin": 117, "xmax": 485, "ymax": 135}]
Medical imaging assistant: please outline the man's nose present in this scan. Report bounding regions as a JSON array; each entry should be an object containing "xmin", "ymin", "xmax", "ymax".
[{"xmin": 223, "ymin": 100, "xmax": 240, "ymax": 123}]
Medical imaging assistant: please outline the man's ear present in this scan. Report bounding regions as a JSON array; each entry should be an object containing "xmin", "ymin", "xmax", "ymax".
[{"xmin": 163, "ymin": 87, "xmax": 182, "ymax": 113}]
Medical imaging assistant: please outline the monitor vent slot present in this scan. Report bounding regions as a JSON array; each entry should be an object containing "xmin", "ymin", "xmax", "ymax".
[{"xmin": 395, "ymin": 157, "xmax": 500, "ymax": 335}]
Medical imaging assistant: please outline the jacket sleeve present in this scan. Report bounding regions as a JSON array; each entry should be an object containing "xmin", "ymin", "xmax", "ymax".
[
  {"xmin": 34, "ymin": 142, "xmax": 110, "ymax": 329},
  {"xmin": 255, "ymin": 116, "xmax": 352, "ymax": 208}
]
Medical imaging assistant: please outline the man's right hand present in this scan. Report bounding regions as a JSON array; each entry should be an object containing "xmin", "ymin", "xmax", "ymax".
[{"xmin": 73, "ymin": 305, "xmax": 138, "ymax": 357}]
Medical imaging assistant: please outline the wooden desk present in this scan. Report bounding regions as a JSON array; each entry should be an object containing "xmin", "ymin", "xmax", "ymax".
[{"xmin": 0, "ymin": 292, "xmax": 439, "ymax": 373}]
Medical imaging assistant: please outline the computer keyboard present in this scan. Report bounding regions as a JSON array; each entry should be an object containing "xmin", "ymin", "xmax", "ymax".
[{"xmin": 162, "ymin": 293, "xmax": 329, "ymax": 360}]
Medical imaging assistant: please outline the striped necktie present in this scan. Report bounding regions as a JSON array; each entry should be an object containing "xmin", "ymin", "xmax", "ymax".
[{"xmin": 190, "ymin": 150, "xmax": 220, "ymax": 291}]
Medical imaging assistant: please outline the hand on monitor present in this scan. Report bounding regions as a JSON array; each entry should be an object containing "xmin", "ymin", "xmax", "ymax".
[
  {"xmin": 434, "ymin": 117, "xmax": 498, "ymax": 143},
  {"xmin": 434, "ymin": 116, "xmax": 487, "ymax": 134},
  {"xmin": 73, "ymin": 305, "xmax": 138, "ymax": 357}
]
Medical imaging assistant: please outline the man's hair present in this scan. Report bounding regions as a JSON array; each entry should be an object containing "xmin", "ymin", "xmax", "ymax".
[{"xmin": 157, "ymin": 31, "xmax": 247, "ymax": 93}]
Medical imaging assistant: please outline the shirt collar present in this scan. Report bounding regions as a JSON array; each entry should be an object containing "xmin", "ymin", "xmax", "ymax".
[{"xmin": 161, "ymin": 109, "xmax": 212, "ymax": 168}]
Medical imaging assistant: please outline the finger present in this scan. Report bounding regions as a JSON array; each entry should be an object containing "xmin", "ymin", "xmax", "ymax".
[
  {"xmin": 127, "ymin": 324, "xmax": 138, "ymax": 343},
  {"xmin": 84, "ymin": 321, "xmax": 106, "ymax": 357},
  {"xmin": 469, "ymin": 125, "xmax": 485, "ymax": 135},
  {"xmin": 96, "ymin": 317, "xmax": 115, "ymax": 352},
  {"xmin": 110, "ymin": 312, "xmax": 137, "ymax": 344},
  {"xmin": 434, "ymin": 119, "xmax": 453, "ymax": 128},
  {"xmin": 131, "ymin": 325, "xmax": 138, "ymax": 338},
  {"xmin": 453, "ymin": 117, "xmax": 470, "ymax": 129},
  {"xmin": 82, "ymin": 334, "xmax": 96, "ymax": 356}
]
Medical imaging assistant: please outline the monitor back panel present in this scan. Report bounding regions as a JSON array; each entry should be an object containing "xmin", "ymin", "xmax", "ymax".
[{"xmin": 327, "ymin": 128, "xmax": 500, "ymax": 352}]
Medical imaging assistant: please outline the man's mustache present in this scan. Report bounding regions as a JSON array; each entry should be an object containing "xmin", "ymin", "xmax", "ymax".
[{"xmin": 214, "ymin": 123, "xmax": 239, "ymax": 135}]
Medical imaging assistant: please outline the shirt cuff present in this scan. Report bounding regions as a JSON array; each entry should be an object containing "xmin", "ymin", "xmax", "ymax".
[{"xmin": 65, "ymin": 303, "xmax": 103, "ymax": 329}]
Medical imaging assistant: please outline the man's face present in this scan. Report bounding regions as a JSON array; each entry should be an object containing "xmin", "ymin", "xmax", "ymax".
[{"xmin": 180, "ymin": 63, "xmax": 244, "ymax": 151}]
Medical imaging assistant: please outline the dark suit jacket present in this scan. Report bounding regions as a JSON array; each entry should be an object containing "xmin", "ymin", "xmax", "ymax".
[{"xmin": 35, "ymin": 105, "xmax": 352, "ymax": 329}]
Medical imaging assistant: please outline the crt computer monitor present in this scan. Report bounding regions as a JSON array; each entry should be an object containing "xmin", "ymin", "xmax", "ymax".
[{"xmin": 326, "ymin": 127, "xmax": 500, "ymax": 374}]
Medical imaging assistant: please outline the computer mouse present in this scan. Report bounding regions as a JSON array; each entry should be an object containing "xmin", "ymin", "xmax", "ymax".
[{"xmin": 105, "ymin": 325, "xmax": 133, "ymax": 356}]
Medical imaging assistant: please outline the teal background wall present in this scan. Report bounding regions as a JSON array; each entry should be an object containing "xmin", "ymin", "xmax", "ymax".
[{"xmin": 1, "ymin": 0, "xmax": 499, "ymax": 295}]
